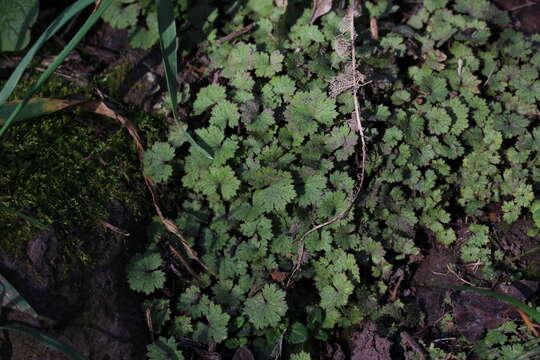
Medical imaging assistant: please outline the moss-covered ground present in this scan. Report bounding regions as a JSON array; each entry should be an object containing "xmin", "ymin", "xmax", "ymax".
[{"xmin": 0, "ymin": 70, "xmax": 164, "ymax": 268}]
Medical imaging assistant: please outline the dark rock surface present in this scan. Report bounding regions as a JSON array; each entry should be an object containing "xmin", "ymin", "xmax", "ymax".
[{"xmin": 0, "ymin": 201, "xmax": 148, "ymax": 360}]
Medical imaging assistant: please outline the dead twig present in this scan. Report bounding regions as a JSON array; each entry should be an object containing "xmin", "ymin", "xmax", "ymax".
[
  {"xmin": 286, "ymin": 187, "xmax": 360, "ymax": 288},
  {"xmin": 145, "ymin": 308, "xmax": 154, "ymax": 342},
  {"xmin": 516, "ymin": 307, "xmax": 540, "ymax": 338},
  {"xmin": 168, "ymin": 244, "xmax": 201, "ymax": 281},
  {"xmin": 216, "ymin": 24, "xmax": 254, "ymax": 44},
  {"xmin": 99, "ymin": 220, "xmax": 130, "ymax": 236},
  {"xmin": 508, "ymin": 1, "xmax": 536, "ymax": 11},
  {"xmin": 445, "ymin": 263, "xmax": 474, "ymax": 286}
]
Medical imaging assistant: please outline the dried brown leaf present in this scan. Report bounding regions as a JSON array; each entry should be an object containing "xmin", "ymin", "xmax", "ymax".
[
  {"xmin": 329, "ymin": 62, "xmax": 366, "ymax": 98},
  {"xmin": 334, "ymin": 36, "xmax": 351, "ymax": 57},
  {"xmin": 370, "ymin": 17, "xmax": 379, "ymax": 39},
  {"xmin": 271, "ymin": 270, "xmax": 288, "ymax": 282},
  {"xmin": 310, "ymin": 0, "xmax": 333, "ymax": 24}
]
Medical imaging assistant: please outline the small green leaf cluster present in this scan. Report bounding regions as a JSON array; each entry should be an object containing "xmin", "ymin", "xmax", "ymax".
[
  {"xmin": 102, "ymin": 0, "xmax": 225, "ymax": 50},
  {"xmin": 146, "ymin": 336, "xmax": 184, "ymax": 360},
  {"xmin": 133, "ymin": 0, "xmax": 539, "ymax": 357},
  {"xmin": 528, "ymin": 200, "xmax": 540, "ymax": 236},
  {"xmin": 102, "ymin": 0, "xmax": 160, "ymax": 49},
  {"xmin": 127, "ymin": 245, "xmax": 166, "ymax": 294},
  {"xmin": 474, "ymin": 321, "xmax": 538, "ymax": 360},
  {"xmin": 367, "ymin": 0, "xmax": 538, "ymax": 252},
  {"xmin": 136, "ymin": 4, "xmax": 366, "ymax": 352}
]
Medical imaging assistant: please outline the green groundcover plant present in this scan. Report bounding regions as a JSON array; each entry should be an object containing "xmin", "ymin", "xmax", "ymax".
[
  {"xmin": 102, "ymin": 0, "xmax": 219, "ymax": 50},
  {"xmin": 129, "ymin": 0, "xmax": 540, "ymax": 358},
  {"xmin": 1, "ymin": 0, "xmax": 537, "ymax": 358},
  {"xmin": 0, "ymin": 0, "xmax": 38, "ymax": 52}
]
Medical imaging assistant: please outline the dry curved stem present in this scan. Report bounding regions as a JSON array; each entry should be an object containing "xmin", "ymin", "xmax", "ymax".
[
  {"xmin": 516, "ymin": 307, "xmax": 540, "ymax": 338},
  {"xmin": 99, "ymin": 219, "xmax": 130, "ymax": 236},
  {"xmin": 91, "ymin": 100, "xmax": 212, "ymax": 276},
  {"xmin": 287, "ymin": 0, "xmax": 367, "ymax": 288},
  {"xmin": 216, "ymin": 23, "xmax": 254, "ymax": 44}
]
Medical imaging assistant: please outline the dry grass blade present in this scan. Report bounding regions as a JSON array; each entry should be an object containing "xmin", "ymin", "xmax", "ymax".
[
  {"xmin": 168, "ymin": 244, "xmax": 201, "ymax": 280},
  {"xmin": 517, "ymin": 307, "xmax": 540, "ymax": 338},
  {"xmin": 0, "ymin": 98, "xmax": 85, "ymax": 125},
  {"xmin": 145, "ymin": 307, "xmax": 154, "ymax": 340},
  {"xmin": 99, "ymin": 220, "xmax": 130, "ymax": 236},
  {"xmin": 370, "ymin": 17, "xmax": 379, "ymax": 39}
]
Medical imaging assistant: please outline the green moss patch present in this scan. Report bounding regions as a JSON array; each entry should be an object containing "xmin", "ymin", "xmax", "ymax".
[{"xmin": 0, "ymin": 72, "xmax": 157, "ymax": 264}]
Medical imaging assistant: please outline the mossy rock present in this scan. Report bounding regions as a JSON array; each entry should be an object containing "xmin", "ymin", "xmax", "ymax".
[{"xmin": 0, "ymin": 71, "xmax": 164, "ymax": 267}]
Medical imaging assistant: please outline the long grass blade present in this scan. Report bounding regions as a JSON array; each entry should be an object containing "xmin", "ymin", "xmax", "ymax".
[
  {"xmin": 0, "ymin": 325, "xmax": 87, "ymax": 360},
  {"xmin": 0, "ymin": 205, "xmax": 47, "ymax": 229},
  {"xmin": 447, "ymin": 285, "xmax": 540, "ymax": 324},
  {"xmin": 155, "ymin": 0, "xmax": 213, "ymax": 159},
  {"xmin": 0, "ymin": 273, "xmax": 39, "ymax": 318},
  {"xmin": 0, "ymin": 0, "xmax": 113, "ymax": 138},
  {"xmin": 0, "ymin": 0, "xmax": 95, "ymax": 106}
]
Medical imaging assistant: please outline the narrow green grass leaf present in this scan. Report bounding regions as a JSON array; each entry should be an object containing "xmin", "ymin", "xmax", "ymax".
[
  {"xmin": 0, "ymin": 273, "xmax": 39, "ymax": 318},
  {"xmin": 0, "ymin": 0, "xmax": 113, "ymax": 138},
  {"xmin": 446, "ymin": 285, "xmax": 540, "ymax": 324},
  {"xmin": 0, "ymin": 0, "xmax": 94, "ymax": 106},
  {"xmin": 0, "ymin": 325, "xmax": 87, "ymax": 360},
  {"xmin": 155, "ymin": 0, "xmax": 213, "ymax": 159},
  {"xmin": 0, "ymin": 204, "xmax": 47, "ymax": 229}
]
